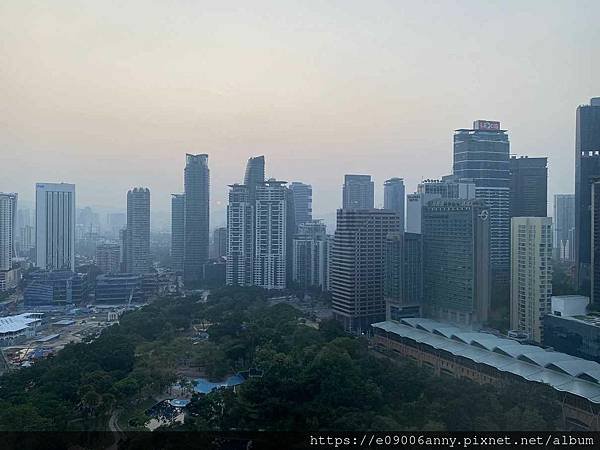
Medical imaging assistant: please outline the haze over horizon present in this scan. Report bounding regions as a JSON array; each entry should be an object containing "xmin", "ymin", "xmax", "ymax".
[{"xmin": 2, "ymin": 1, "xmax": 599, "ymax": 228}]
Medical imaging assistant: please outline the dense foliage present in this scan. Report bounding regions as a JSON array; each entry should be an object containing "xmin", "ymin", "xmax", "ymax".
[
  {"xmin": 0, "ymin": 287, "xmax": 562, "ymax": 431},
  {"xmin": 182, "ymin": 290, "xmax": 561, "ymax": 431}
]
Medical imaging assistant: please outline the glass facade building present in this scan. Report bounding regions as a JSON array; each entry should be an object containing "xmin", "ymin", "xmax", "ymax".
[{"xmin": 575, "ymin": 98, "xmax": 600, "ymax": 296}]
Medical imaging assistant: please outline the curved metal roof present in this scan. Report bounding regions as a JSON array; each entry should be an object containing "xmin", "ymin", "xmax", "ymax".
[{"xmin": 373, "ymin": 318, "xmax": 600, "ymax": 403}]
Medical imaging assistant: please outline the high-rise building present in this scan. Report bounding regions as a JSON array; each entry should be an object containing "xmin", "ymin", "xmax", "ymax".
[
  {"xmin": 292, "ymin": 220, "xmax": 330, "ymax": 291},
  {"xmin": 95, "ymin": 243, "xmax": 121, "ymax": 274},
  {"xmin": 285, "ymin": 186, "xmax": 296, "ymax": 285},
  {"xmin": 35, "ymin": 183, "xmax": 76, "ymax": 271},
  {"xmin": 592, "ymin": 180, "xmax": 600, "ymax": 305},
  {"xmin": 254, "ymin": 180, "xmax": 288, "ymax": 289},
  {"xmin": 342, "ymin": 174, "xmax": 374, "ymax": 209},
  {"xmin": 331, "ymin": 209, "xmax": 401, "ymax": 332},
  {"xmin": 225, "ymin": 155, "xmax": 265, "ymax": 287},
  {"xmin": 184, "ymin": 154, "xmax": 210, "ymax": 284},
  {"xmin": 383, "ymin": 178, "xmax": 405, "ymax": 230},
  {"xmin": 453, "ymin": 120, "xmax": 510, "ymax": 307},
  {"xmin": 509, "ymin": 156, "xmax": 548, "ymax": 217},
  {"xmin": 289, "ymin": 182, "xmax": 313, "ymax": 226},
  {"xmin": 554, "ymin": 194, "xmax": 575, "ymax": 261},
  {"xmin": 213, "ymin": 227, "xmax": 227, "ymax": 259},
  {"xmin": 422, "ymin": 199, "xmax": 491, "ymax": 326},
  {"xmin": 167, "ymin": 194, "xmax": 183, "ymax": 273},
  {"xmin": 122, "ymin": 187, "xmax": 150, "ymax": 274},
  {"xmin": 107, "ymin": 212, "xmax": 126, "ymax": 237},
  {"xmin": 0, "ymin": 193, "xmax": 17, "ymax": 272},
  {"xmin": 575, "ymin": 98, "xmax": 600, "ymax": 295},
  {"xmin": 244, "ymin": 155, "xmax": 265, "ymax": 201},
  {"xmin": 171, "ymin": 194, "xmax": 185, "ymax": 272},
  {"xmin": 384, "ymin": 231, "xmax": 423, "ymax": 321},
  {"xmin": 510, "ymin": 217, "xmax": 553, "ymax": 342},
  {"xmin": 406, "ymin": 176, "xmax": 475, "ymax": 234},
  {"xmin": 226, "ymin": 184, "xmax": 254, "ymax": 286},
  {"xmin": 18, "ymin": 225, "xmax": 35, "ymax": 256},
  {"xmin": 384, "ymin": 232, "xmax": 423, "ymax": 321}
]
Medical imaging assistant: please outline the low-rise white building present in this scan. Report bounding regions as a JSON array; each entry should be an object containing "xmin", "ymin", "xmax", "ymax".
[{"xmin": 0, "ymin": 313, "xmax": 44, "ymax": 346}]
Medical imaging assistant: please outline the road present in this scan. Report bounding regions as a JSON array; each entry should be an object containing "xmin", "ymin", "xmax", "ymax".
[{"xmin": 107, "ymin": 409, "xmax": 124, "ymax": 450}]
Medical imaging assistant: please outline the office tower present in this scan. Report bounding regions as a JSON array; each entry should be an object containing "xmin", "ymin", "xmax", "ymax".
[
  {"xmin": 509, "ymin": 156, "xmax": 548, "ymax": 217},
  {"xmin": 510, "ymin": 217, "xmax": 553, "ymax": 342},
  {"xmin": 254, "ymin": 180, "xmax": 288, "ymax": 289},
  {"xmin": 331, "ymin": 209, "xmax": 401, "ymax": 332},
  {"xmin": 35, "ymin": 183, "xmax": 76, "ymax": 271},
  {"xmin": 342, "ymin": 174, "xmax": 374, "ymax": 209},
  {"xmin": 171, "ymin": 194, "xmax": 185, "ymax": 272},
  {"xmin": 19, "ymin": 225, "xmax": 34, "ymax": 255},
  {"xmin": 575, "ymin": 98, "xmax": 600, "ymax": 295},
  {"xmin": 213, "ymin": 227, "xmax": 227, "ymax": 259},
  {"xmin": 77, "ymin": 206, "xmax": 100, "ymax": 232},
  {"xmin": 95, "ymin": 243, "xmax": 121, "ymax": 274},
  {"xmin": 107, "ymin": 212, "xmax": 126, "ymax": 237},
  {"xmin": 554, "ymin": 194, "xmax": 575, "ymax": 261},
  {"xmin": 383, "ymin": 178, "xmax": 405, "ymax": 230},
  {"xmin": 593, "ymin": 180, "xmax": 600, "ymax": 305},
  {"xmin": 184, "ymin": 154, "xmax": 210, "ymax": 284},
  {"xmin": 17, "ymin": 209, "xmax": 30, "ymax": 228},
  {"xmin": 385, "ymin": 232, "xmax": 423, "ymax": 321},
  {"xmin": 406, "ymin": 176, "xmax": 476, "ymax": 234},
  {"xmin": 244, "ymin": 155, "xmax": 265, "ymax": 201},
  {"xmin": 289, "ymin": 182, "xmax": 313, "ymax": 226},
  {"xmin": 226, "ymin": 184, "xmax": 254, "ymax": 286},
  {"xmin": 0, "ymin": 193, "xmax": 17, "ymax": 271},
  {"xmin": 292, "ymin": 220, "xmax": 330, "ymax": 291},
  {"xmin": 453, "ymin": 120, "xmax": 510, "ymax": 307},
  {"xmin": 122, "ymin": 187, "xmax": 150, "ymax": 274},
  {"xmin": 422, "ymin": 199, "xmax": 491, "ymax": 326}
]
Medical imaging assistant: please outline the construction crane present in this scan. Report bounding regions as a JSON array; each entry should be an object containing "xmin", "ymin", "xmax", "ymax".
[{"xmin": 126, "ymin": 287, "xmax": 134, "ymax": 311}]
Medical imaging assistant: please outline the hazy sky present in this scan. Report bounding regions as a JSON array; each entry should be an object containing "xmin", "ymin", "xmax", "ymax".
[{"xmin": 1, "ymin": 0, "xmax": 599, "ymax": 229}]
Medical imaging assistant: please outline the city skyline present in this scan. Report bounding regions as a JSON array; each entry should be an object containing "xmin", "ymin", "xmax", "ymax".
[{"xmin": 1, "ymin": 2, "xmax": 599, "ymax": 221}]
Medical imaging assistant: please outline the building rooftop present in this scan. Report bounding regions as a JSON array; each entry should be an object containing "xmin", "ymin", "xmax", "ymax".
[
  {"xmin": 0, "ymin": 313, "xmax": 43, "ymax": 334},
  {"xmin": 373, "ymin": 318, "xmax": 600, "ymax": 403},
  {"xmin": 555, "ymin": 313, "xmax": 600, "ymax": 328}
]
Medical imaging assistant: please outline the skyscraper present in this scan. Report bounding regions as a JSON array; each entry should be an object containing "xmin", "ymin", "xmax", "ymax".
[
  {"xmin": 171, "ymin": 194, "xmax": 185, "ymax": 272},
  {"xmin": 384, "ymin": 231, "xmax": 423, "ymax": 321},
  {"xmin": 0, "ymin": 193, "xmax": 17, "ymax": 272},
  {"xmin": 342, "ymin": 174, "xmax": 374, "ymax": 209},
  {"xmin": 35, "ymin": 183, "xmax": 75, "ymax": 271},
  {"xmin": 289, "ymin": 182, "xmax": 313, "ymax": 226},
  {"xmin": 244, "ymin": 155, "xmax": 265, "ymax": 201},
  {"xmin": 406, "ymin": 176, "xmax": 475, "ymax": 234},
  {"xmin": 213, "ymin": 227, "xmax": 227, "ymax": 259},
  {"xmin": 422, "ymin": 199, "xmax": 491, "ymax": 326},
  {"xmin": 510, "ymin": 217, "xmax": 553, "ymax": 342},
  {"xmin": 184, "ymin": 154, "xmax": 210, "ymax": 284},
  {"xmin": 575, "ymin": 98, "xmax": 600, "ymax": 295},
  {"xmin": 383, "ymin": 178, "xmax": 405, "ymax": 230},
  {"xmin": 453, "ymin": 120, "xmax": 510, "ymax": 308},
  {"xmin": 122, "ymin": 187, "xmax": 150, "ymax": 274},
  {"xmin": 554, "ymin": 194, "xmax": 575, "ymax": 261},
  {"xmin": 509, "ymin": 156, "xmax": 548, "ymax": 217},
  {"xmin": 96, "ymin": 242, "xmax": 121, "ymax": 274},
  {"xmin": 292, "ymin": 220, "xmax": 330, "ymax": 291},
  {"xmin": 592, "ymin": 180, "xmax": 600, "ymax": 305},
  {"xmin": 330, "ymin": 209, "xmax": 401, "ymax": 332},
  {"xmin": 226, "ymin": 184, "xmax": 254, "ymax": 286},
  {"xmin": 254, "ymin": 180, "xmax": 288, "ymax": 289}
]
